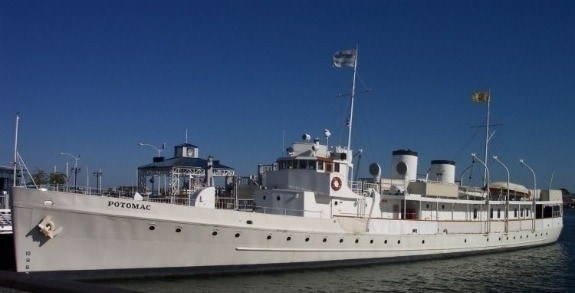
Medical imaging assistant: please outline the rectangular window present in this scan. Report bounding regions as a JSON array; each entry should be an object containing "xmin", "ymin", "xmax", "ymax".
[
  {"xmin": 473, "ymin": 208, "xmax": 478, "ymax": 219},
  {"xmin": 490, "ymin": 208, "xmax": 494, "ymax": 219},
  {"xmin": 334, "ymin": 163, "xmax": 340, "ymax": 172},
  {"xmin": 318, "ymin": 161, "xmax": 324, "ymax": 171}
]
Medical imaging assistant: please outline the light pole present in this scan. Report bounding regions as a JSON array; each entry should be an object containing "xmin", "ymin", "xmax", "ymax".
[
  {"xmin": 492, "ymin": 155, "xmax": 510, "ymax": 233},
  {"xmin": 472, "ymin": 152, "xmax": 490, "ymax": 233},
  {"xmin": 519, "ymin": 159, "xmax": 537, "ymax": 231},
  {"xmin": 519, "ymin": 159, "xmax": 537, "ymax": 199},
  {"xmin": 93, "ymin": 169, "xmax": 103, "ymax": 195},
  {"xmin": 138, "ymin": 142, "xmax": 165, "ymax": 157},
  {"xmin": 60, "ymin": 152, "xmax": 80, "ymax": 191},
  {"xmin": 492, "ymin": 156, "xmax": 510, "ymax": 201},
  {"xmin": 139, "ymin": 142, "xmax": 165, "ymax": 195}
]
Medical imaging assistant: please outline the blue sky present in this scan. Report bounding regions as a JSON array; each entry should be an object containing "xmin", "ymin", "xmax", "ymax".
[{"xmin": 1, "ymin": 0, "xmax": 574, "ymax": 191}]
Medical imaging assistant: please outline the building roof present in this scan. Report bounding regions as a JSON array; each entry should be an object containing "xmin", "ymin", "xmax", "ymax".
[{"xmin": 138, "ymin": 156, "xmax": 233, "ymax": 170}]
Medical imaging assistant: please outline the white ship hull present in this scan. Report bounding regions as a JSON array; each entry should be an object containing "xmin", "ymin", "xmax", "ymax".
[{"xmin": 11, "ymin": 187, "xmax": 563, "ymax": 279}]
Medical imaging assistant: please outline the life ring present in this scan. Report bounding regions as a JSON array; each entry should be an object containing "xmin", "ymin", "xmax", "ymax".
[{"xmin": 331, "ymin": 177, "xmax": 342, "ymax": 191}]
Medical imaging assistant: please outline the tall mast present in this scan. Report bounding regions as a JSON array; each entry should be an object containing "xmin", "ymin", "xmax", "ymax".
[
  {"xmin": 483, "ymin": 92, "xmax": 490, "ymax": 186},
  {"xmin": 346, "ymin": 46, "xmax": 358, "ymax": 152},
  {"xmin": 13, "ymin": 113, "xmax": 19, "ymax": 187}
]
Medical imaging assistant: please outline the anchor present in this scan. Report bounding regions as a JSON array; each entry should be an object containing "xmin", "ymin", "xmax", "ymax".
[{"xmin": 37, "ymin": 215, "xmax": 63, "ymax": 239}]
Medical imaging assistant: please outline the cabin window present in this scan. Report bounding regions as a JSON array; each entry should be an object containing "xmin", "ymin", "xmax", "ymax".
[
  {"xmin": 326, "ymin": 163, "xmax": 333, "ymax": 172},
  {"xmin": 318, "ymin": 161, "xmax": 324, "ymax": 171},
  {"xmin": 497, "ymin": 208, "xmax": 501, "ymax": 218},
  {"xmin": 334, "ymin": 163, "xmax": 340, "ymax": 172},
  {"xmin": 514, "ymin": 208, "xmax": 518, "ymax": 217},
  {"xmin": 521, "ymin": 208, "xmax": 524, "ymax": 217},
  {"xmin": 309, "ymin": 160, "xmax": 316, "ymax": 170},
  {"xmin": 490, "ymin": 208, "xmax": 494, "ymax": 219},
  {"xmin": 473, "ymin": 208, "xmax": 478, "ymax": 219},
  {"xmin": 299, "ymin": 160, "xmax": 307, "ymax": 169}
]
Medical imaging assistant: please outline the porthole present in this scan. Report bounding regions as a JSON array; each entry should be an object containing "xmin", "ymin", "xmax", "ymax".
[
  {"xmin": 487, "ymin": 238, "xmax": 489, "ymax": 242},
  {"xmin": 235, "ymin": 233, "xmax": 241, "ymax": 238},
  {"xmin": 267, "ymin": 235, "xmax": 272, "ymax": 240},
  {"xmin": 286, "ymin": 236, "xmax": 292, "ymax": 241},
  {"xmin": 263, "ymin": 196, "xmax": 266, "ymax": 200},
  {"xmin": 370, "ymin": 239, "xmax": 374, "ymax": 244},
  {"xmin": 422, "ymin": 240, "xmax": 425, "ymax": 244},
  {"xmin": 498, "ymin": 237, "xmax": 501, "ymax": 241},
  {"xmin": 355, "ymin": 239, "xmax": 359, "ymax": 244},
  {"xmin": 384, "ymin": 240, "xmax": 388, "ymax": 244},
  {"xmin": 339, "ymin": 238, "xmax": 343, "ymax": 243},
  {"xmin": 212, "ymin": 230, "xmax": 218, "ymax": 236},
  {"xmin": 464, "ymin": 239, "xmax": 467, "ymax": 243},
  {"xmin": 276, "ymin": 196, "xmax": 281, "ymax": 201},
  {"xmin": 149, "ymin": 225, "xmax": 156, "ymax": 231},
  {"xmin": 397, "ymin": 240, "xmax": 401, "ymax": 244},
  {"xmin": 175, "ymin": 227, "xmax": 182, "ymax": 233},
  {"xmin": 334, "ymin": 201, "xmax": 338, "ymax": 206},
  {"xmin": 305, "ymin": 237, "xmax": 310, "ymax": 242},
  {"xmin": 246, "ymin": 220, "xmax": 253, "ymax": 224},
  {"xmin": 323, "ymin": 237, "xmax": 327, "ymax": 243}
]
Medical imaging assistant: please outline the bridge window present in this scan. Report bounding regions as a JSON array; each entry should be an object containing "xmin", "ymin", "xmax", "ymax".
[
  {"xmin": 473, "ymin": 208, "xmax": 478, "ymax": 219},
  {"xmin": 318, "ymin": 161, "xmax": 324, "ymax": 171},
  {"xmin": 334, "ymin": 163, "xmax": 340, "ymax": 172}
]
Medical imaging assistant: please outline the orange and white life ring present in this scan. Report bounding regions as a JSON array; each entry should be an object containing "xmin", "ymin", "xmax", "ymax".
[{"xmin": 331, "ymin": 177, "xmax": 342, "ymax": 191}]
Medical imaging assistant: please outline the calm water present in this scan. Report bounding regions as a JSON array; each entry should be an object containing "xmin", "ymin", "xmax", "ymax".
[{"xmin": 101, "ymin": 209, "xmax": 575, "ymax": 292}]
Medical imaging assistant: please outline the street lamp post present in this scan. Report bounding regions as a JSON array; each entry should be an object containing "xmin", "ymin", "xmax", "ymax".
[
  {"xmin": 138, "ymin": 142, "xmax": 165, "ymax": 157},
  {"xmin": 492, "ymin": 155, "xmax": 510, "ymax": 233},
  {"xmin": 519, "ymin": 159, "xmax": 537, "ymax": 231},
  {"xmin": 60, "ymin": 152, "xmax": 80, "ymax": 191},
  {"xmin": 472, "ymin": 153, "xmax": 490, "ymax": 233},
  {"xmin": 139, "ymin": 142, "xmax": 165, "ymax": 195},
  {"xmin": 93, "ymin": 169, "xmax": 103, "ymax": 195}
]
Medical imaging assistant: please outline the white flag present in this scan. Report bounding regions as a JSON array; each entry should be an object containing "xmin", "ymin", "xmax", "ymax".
[{"xmin": 333, "ymin": 49, "xmax": 357, "ymax": 68}]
